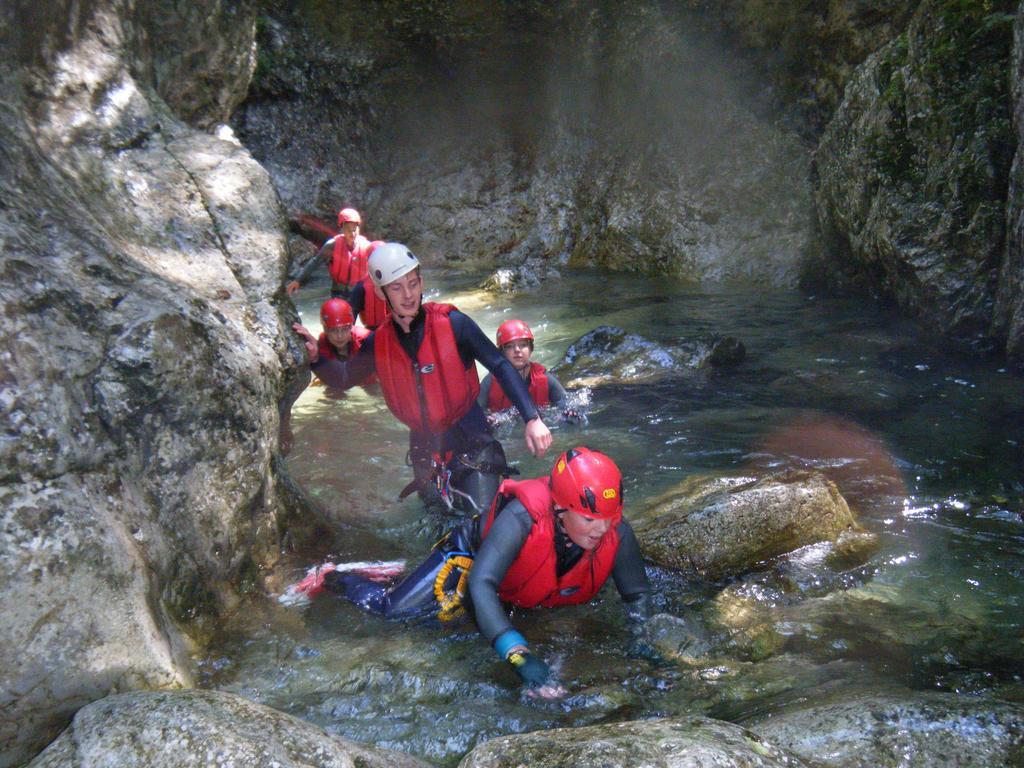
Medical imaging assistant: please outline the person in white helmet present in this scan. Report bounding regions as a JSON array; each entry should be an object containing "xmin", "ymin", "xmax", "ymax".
[{"xmin": 301, "ymin": 243, "xmax": 553, "ymax": 514}]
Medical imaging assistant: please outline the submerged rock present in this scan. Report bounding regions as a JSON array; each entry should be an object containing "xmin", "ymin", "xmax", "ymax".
[
  {"xmin": 459, "ymin": 716, "xmax": 811, "ymax": 768},
  {"xmin": 632, "ymin": 471, "xmax": 870, "ymax": 579},
  {"xmin": 747, "ymin": 688, "xmax": 1024, "ymax": 768},
  {"xmin": 26, "ymin": 689, "xmax": 429, "ymax": 768},
  {"xmin": 557, "ymin": 325, "xmax": 745, "ymax": 387}
]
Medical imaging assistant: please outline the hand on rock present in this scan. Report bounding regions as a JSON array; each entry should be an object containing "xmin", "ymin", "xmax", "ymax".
[{"xmin": 293, "ymin": 323, "xmax": 318, "ymax": 363}]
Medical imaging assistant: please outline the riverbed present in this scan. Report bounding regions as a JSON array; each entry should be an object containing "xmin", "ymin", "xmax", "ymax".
[{"xmin": 198, "ymin": 269, "xmax": 1024, "ymax": 765}]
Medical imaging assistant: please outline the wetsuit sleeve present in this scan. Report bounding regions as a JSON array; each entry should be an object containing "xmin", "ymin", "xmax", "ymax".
[
  {"xmin": 449, "ymin": 311, "xmax": 539, "ymax": 424},
  {"xmin": 610, "ymin": 518, "xmax": 654, "ymax": 622},
  {"xmin": 349, "ymin": 280, "xmax": 366, "ymax": 317},
  {"xmin": 467, "ymin": 501, "xmax": 533, "ymax": 645},
  {"xmin": 293, "ymin": 239, "xmax": 332, "ymax": 286},
  {"xmin": 545, "ymin": 372, "xmax": 568, "ymax": 407},
  {"xmin": 477, "ymin": 373, "xmax": 494, "ymax": 410},
  {"xmin": 310, "ymin": 331, "xmax": 377, "ymax": 388}
]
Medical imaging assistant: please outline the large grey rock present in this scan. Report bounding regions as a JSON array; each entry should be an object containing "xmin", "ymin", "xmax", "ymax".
[
  {"xmin": 0, "ymin": 1, "xmax": 307, "ymax": 764},
  {"xmin": 459, "ymin": 716, "xmax": 811, "ymax": 768},
  {"xmin": 27, "ymin": 689, "xmax": 430, "ymax": 768},
  {"xmin": 632, "ymin": 472, "xmax": 869, "ymax": 579},
  {"xmin": 811, "ymin": 0, "xmax": 1016, "ymax": 354},
  {"xmin": 747, "ymin": 688, "xmax": 1024, "ymax": 768}
]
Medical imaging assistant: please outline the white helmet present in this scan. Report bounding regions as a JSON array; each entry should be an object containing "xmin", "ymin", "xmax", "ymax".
[{"xmin": 368, "ymin": 242, "xmax": 420, "ymax": 288}]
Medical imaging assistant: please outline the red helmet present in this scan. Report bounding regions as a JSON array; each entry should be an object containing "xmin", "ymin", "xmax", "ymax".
[
  {"xmin": 496, "ymin": 319, "xmax": 534, "ymax": 347},
  {"xmin": 550, "ymin": 447, "xmax": 623, "ymax": 520},
  {"xmin": 320, "ymin": 298, "xmax": 354, "ymax": 328},
  {"xmin": 337, "ymin": 207, "xmax": 361, "ymax": 226}
]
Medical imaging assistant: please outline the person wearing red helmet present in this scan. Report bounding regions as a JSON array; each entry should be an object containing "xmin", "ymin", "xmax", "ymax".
[
  {"xmin": 478, "ymin": 319, "xmax": 569, "ymax": 415},
  {"xmin": 286, "ymin": 207, "xmax": 383, "ymax": 300},
  {"xmin": 293, "ymin": 298, "xmax": 371, "ymax": 367},
  {"xmin": 324, "ymin": 446, "xmax": 652, "ymax": 698},
  {"xmin": 306, "ymin": 243, "xmax": 553, "ymax": 515}
]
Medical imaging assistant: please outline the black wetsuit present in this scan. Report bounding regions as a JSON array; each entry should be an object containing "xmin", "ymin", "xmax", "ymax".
[
  {"xmin": 329, "ymin": 501, "xmax": 653, "ymax": 644},
  {"xmin": 311, "ymin": 307, "xmax": 541, "ymax": 513},
  {"xmin": 477, "ymin": 369, "xmax": 569, "ymax": 412},
  {"xmin": 347, "ymin": 280, "xmax": 368, "ymax": 321}
]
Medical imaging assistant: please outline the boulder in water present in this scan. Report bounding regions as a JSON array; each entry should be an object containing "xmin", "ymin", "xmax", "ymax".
[
  {"xmin": 459, "ymin": 716, "xmax": 812, "ymax": 768},
  {"xmin": 632, "ymin": 471, "xmax": 871, "ymax": 579},
  {"xmin": 26, "ymin": 689, "xmax": 430, "ymax": 768},
  {"xmin": 557, "ymin": 325, "xmax": 745, "ymax": 387},
  {"xmin": 746, "ymin": 688, "xmax": 1024, "ymax": 768}
]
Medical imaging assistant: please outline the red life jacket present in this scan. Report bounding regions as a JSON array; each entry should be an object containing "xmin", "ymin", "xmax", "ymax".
[
  {"xmin": 316, "ymin": 325, "xmax": 370, "ymax": 362},
  {"xmin": 358, "ymin": 273, "xmax": 390, "ymax": 329},
  {"xmin": 481, "ymin": 477, "xmax": 621, "ymax": 608},
  {"xmin": 487, "ymin": 362, "xmax": 550, "ymax": 411},
  {"xmin": 373, "ymin": 302, "xmax": 480, "ymax": 434},
  {"xmin": 328, "ymin": 235, "xmax": 376, "ymax": 288}
]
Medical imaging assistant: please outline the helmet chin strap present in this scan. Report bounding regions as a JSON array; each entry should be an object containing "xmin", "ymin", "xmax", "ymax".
[{"xmin": 387, "ymin": 295, "xmax": 421, "ymax": 325}]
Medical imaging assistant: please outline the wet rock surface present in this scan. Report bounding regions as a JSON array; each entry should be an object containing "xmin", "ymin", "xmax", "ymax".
[
  {"xmin": 26, "ymin": 689, "xmax": 430, "ymax": 768},
  {"xmin": 996, "ymin": 6, "xmax": 1024, "ymax": 365},
  {"xmin": 556, "ymin": 325, "xmax": 746, "ymax": 388},
  {"xmin": 810, "ymin": 0, "xmax": 1017, "ymax": 355},
  {"xmin": 746, "ymin": 687, "xmax": 1024, "ymax": 768},
  {"xmin": 459, "ymin": 716, "xmax": 811, "ymax": 768},
  {"xmin": 632, "ymin": 471, "xmax": 869, "ymax": 579}
]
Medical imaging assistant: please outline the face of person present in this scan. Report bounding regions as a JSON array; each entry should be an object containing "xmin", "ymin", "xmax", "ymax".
[
  {"xmin": 501, "ymin": 339, "xmax": 533, "ymax": 373},
  {"xmin": 382, "ymin": 270, "xmax": 423, "ymax": 319},
  {"xmin": 557, "ymin": 507, "xmax": 613, "ymax": 550},
  {"xmin": 325, "ymin": 324, "xmax": 352, "ymax": 350},
  {"xmin": 341, "ymin": 221, "xmax": 359, "ymax": 245}
]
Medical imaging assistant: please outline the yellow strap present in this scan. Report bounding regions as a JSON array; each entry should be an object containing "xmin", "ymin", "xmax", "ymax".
[{"xmin": 433, "ymin": 555, "xmax": 474, "ymax": 621}]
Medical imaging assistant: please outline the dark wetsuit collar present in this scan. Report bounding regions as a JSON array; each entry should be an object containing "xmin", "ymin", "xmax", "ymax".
[
  {"xmin": 395, "ymin": 305, "xmax": 426, "ymax": 360},
  {"xmin": 554, "ymin": 515, "xmax": 584, "ymax": 576}
]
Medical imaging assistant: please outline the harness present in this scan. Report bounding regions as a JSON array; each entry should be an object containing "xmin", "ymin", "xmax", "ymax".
[{"xmin": 427, "ymin": 527, "xmax": 476, "ymax": 621}]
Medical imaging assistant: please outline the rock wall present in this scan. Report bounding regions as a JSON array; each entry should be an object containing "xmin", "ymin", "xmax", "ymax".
[
  {"xmin": 0, "ymin": 1, "xmax": 305, "ymax": 764},
  {"xmin": 234, "ymin": 1, "xmax": 811, "ymax": 285},
  {"xmin": 997, "ymin": 5, "xmax": 1024, "ymax": 363},
  {"xmin": 236, "ymin": 0, "xmax": 1024, "ymax": 365},
  {"xmin": 810, "ymin": 0, "xmax": 1017, "ymax": 354}
]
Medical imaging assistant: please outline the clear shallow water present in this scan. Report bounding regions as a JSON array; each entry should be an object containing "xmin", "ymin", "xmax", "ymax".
[{"xmin": 199, "ymin": 270, "xmax": 1024, "ymax": 764}]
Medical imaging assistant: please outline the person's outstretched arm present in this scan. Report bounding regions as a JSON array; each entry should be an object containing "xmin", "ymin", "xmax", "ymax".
[
  {"xmin": 287, "ymin": 238, "xmax": 333, "ymax": 295},
  {"xmin": 611, "ymin": 518, "xmax": 654, "ymax": 622},
  {"xmin": 450, "ymin": 311, "xmax": 552, "ymax": 457},
  {"xmin": 468, "ymin": 502, "xmax": 565, "ymax": 698}
]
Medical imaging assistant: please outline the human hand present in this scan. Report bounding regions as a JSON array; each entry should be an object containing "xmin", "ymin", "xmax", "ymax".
[
  {"xmin": 508, "ymin": 651, "xmax": 565, "ymax": 698},
  {"xmin": 561, "ymin": 408, "xmax": 587, "ymax": 425},
  {"xmin": 285, "ymin": 280, "xmax": 300, "ymax": 296},
  {"xmin": 524, "ymin": 418, "xmax": 552, "ymax": 457},
  {"xmin": 292, "ymin": 322, "xmax": 318, "ymax": 363}
]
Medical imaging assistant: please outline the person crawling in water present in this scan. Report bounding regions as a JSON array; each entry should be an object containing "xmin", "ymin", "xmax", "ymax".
[{"xmin": 323, "ymin": 446, "xmax": 652, "ymax": 698}]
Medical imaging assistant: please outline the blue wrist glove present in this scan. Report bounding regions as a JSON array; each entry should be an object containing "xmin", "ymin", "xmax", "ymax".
[{"xmin": 507, "ymin": 650, "xmax": 552, "ymax": 688}]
